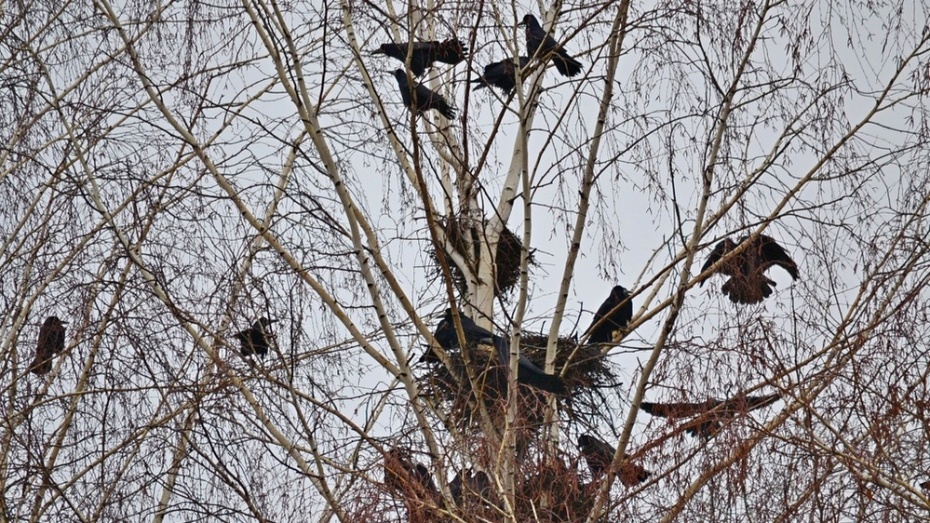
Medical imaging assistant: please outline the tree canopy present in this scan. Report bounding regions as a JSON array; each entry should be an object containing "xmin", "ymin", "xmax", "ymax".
[{"xmin": 2, "ymin": 0, "xmax": 930, "ymax": 521}]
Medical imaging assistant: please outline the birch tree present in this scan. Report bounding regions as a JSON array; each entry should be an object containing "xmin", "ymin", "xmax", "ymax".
[{"xmin": 2, "ymin": 0, "xmax": 930, "ymax": 521}]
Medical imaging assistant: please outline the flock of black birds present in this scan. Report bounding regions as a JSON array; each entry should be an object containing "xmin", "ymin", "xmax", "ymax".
[
  {"xmin": 388, "ymin": 233, "xmax": 801, "ymax": 501},
  {"xmin": 20, "ymin": 11, "xmax": 811, "ymax": 511},
  {"xmin": 375, "ymin": 14, "xmax": 584, "ymax": 121}
]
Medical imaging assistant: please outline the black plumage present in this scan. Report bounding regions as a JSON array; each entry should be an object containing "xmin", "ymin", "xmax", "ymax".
[
  {"xmin": 393, "ymin": 70, "xmax": 456, "ymax": 120},
  {"xmin": 424, "ymin": 309, "xmax": 566, "ymax": 394},
  {"xmin": 373, "ymin": 38, "xmax": 468, "ymax": 77},
  {"xmin": 493, "ymin": 333, "xmax": 567, "ymax": 395},
  {"xmin": 700, "ymin": 235, "xmax": 799, "ymax": 304},
  {"xmin": 518, "ymin": 14, "xmax": 583, "ymax": 77},
  {"xmin": 29, "ymin": 316, "xmax": 67, "ymax": 375},
  {"xmin": 577, "ymin": 434, "xmax": 650, "ymax": 487},
  {"xmin": 449, "ymin": 469, "xmax": 492, "ymax": 503},
  {"xmin": 472, "ymin": 57, "xmax": 530, "ymax": 94},
  {"xmin": 419, "ymin": 308, "xmax": 474, "ymax": 363},
  {"xmin": 640, "ymin": 393, "xmax": 781, "ymax": 439},
  {"xmin": 383, "ymin": 449, "xmax": 439, "ymax": 501},
  {"xmin": 234, "ymin": 317, "xmax": 277, "ymax": 357},
  {"xmin": 584, "ymin": 285, "xmax": 632, "ymax": 345}
]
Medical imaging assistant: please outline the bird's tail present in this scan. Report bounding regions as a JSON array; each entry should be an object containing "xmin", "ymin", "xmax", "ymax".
[
  {"xmin": 438, "ymin": 101, "xmax": 457, "ymax": 120},
  {"xmin": 523, "ymin": 370, "xmax": 568, "ymax": 395},
  {"xmin": 553, "ymin": 51, "xmax": 582, "ymax": 77}
]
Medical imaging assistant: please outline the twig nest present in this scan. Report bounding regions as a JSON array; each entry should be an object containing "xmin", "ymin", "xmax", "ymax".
[{"xmin": 429, "ymin": 215, "xmax": 531, "ymax": 296}]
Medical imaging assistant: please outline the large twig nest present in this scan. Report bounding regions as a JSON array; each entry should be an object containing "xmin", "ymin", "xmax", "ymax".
[
  {"xmin": 417, "ymin": 332, "xmax": 621, "ymax": 433},
  {"xmin": 429, "ymin": 215, "xmax": 532, "ymax": 296}
]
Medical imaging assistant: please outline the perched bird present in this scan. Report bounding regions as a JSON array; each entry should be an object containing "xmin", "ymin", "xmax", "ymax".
[
  {"xmin": 700, "ymin": 235, "xmax": 799, "ymax": 304},
  {"xmin": 640, "ymin": 393, "xmax": 781, "ymax": 440},
  {"xmin": 583, "ymin": 285, "xmax": 632, "ymax": 345},
  {"xmin": 494, "ymin": 334, "xmax": 567, "ymax": 395},
  {"xmin": 234, "ymin": 318, "xmax": 277, "ymax": 358},
  {"xmin": 425, "ymin": 309, "xmax": 566, "ymax": 394},
  {"xmin": 421, "ymin": 308, "xmax": 487, "ymax": 363},
  {"xmin": 383, "ymin": 449, "xmax": 439, "ymax": 501},
  {"xmin": 373, "ymin": 38, "xmax": 468, "ymax": 77},
  {"xmin": 518, "ymin": 14, "xmax": 583, "ymax": 77},
  {"xmin": 472, "ymin": 57, "xmax": 531, "ymax": 94},
  {"xmin": 449, "ymin": 469, "xmax": 492, "ymax": 503},
  {"xmin": 577, "ymin": 434, "xmax": 650, "ymax": 487},
  {"xmin": 393, "ymin": 70, "xmax": 456, "ymax": 120},
  {"xmin": 29, "ymin": 316, "xmax": 67, "ymax": 375}
]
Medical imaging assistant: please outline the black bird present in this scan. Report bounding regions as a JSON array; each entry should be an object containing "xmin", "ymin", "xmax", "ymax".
[
  {"xmin": 640, "ymin": 393, "xmax": 781, "ymax": 440},
  {"xmin": 393, "ymin": 70, "xmax": 456, "ymax": 120},
  {"xmin": 577, "ymin": 434, "xmax": 650, "ymax": 487},
  {"xmin": 373, "ymin": 38, "xmax": 468, "ymax": 77},
  {"xmin": 383, "ymin": 449, "xmax": 439, "ymax": 501},
  {"xmin": 426, "ymin": 309, "xmax": 566, "ymax": 394},
  {"xmin": 449, "ymin": 469, "xmax": 492, "ymax": 503},
  {"xmin": 494, "ymin": 333, "xmax": 567, "ymax": 394},
  {"xmin": 583, "ymin": 285, "xmax": 632, "ymax": 345},
  {"xmin": 700, "ymin": 235, "xmax": 799, "ymax": 304},
  {"xmin": 29, "ymin": 316, "xmax": 67, "ymax": 375},
  {"xmin": 472, "ymin": 57, "xmax": 531, "ymax": 94},
  {"xmin": 518, "ymin": 14, "xmax": 583, "ymax": 77},
  {"xmin": 234, "ymin": 317, "xmax": 277, "ymax": 357},
  {"xmin": 421, "ymin": 308, "xmax": 489, "ymax": 362}
]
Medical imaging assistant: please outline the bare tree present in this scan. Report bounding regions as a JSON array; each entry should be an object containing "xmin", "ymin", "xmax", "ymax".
[{"xmin": 2, "ymin": 0, "xmax": 930, "ymax": 521}]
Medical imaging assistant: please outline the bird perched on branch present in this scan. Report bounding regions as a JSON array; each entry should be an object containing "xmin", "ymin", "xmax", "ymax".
[
  {"xmin": 425, "ymin": 309, "xmax": 566, "ymax": 394},
  {"xmin": 383, "ymin": 449, "xmax": 439, "ymax": 500},
  {"xmin": 449, "ymin": 468, "xmax": 492, "ymax": 504},
  {"xmin": 373, "ymin": 38, "xmax": 468, "ymax": 77},
  {"xmin": 700, "ymin": 235, "xmax": 799, "ymax": 304},
  {"xmin": 640, "ymin": 393, "xmax": 781, "ymax": 439},
  {"xmin": 234, "ymin": 317, "xmax": 277, "ymax": 358},
  {"xmin": 472, "ymin": 57, "xmax": 531, "ymax": 94},
  {"xmin": 577, "ymin": 434, "xmax": 650, "ymax": 487},
  {"xmin": 29, "ymin": 316, "xmax": 67, "ymax": 375},
  {"xmin": 583, "ymin": 285, "xmax": 632, "ymax": 345},
  {"xmin": 518, "ymin": 14, "xmax": 583, "ymax": 77},
  {"xmin": 393, "ymin": 70, "xmax": 456, "ymax": 120}
]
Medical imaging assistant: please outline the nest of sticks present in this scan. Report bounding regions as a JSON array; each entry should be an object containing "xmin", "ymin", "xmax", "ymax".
[
  {"xmin": 417, "ymin": 331, "xmax": 620, "ymax": 433},
  {"xmin": 429, "ymin": 215, "xmax": 532, "ymax": 297}
]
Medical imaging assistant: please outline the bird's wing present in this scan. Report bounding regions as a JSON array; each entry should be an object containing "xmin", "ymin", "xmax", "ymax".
[
  {"xmin": 582, "ymin": 435, "xmax": 615, "ymax": 460},
  {"xmin": 495, "ymin": 337, "xmax": 566, "ymax": 394},
  {"xmin": 640, "ymin": 399, "xmax": 720, "ymax": 418},
  {"xmin": 722, "ymin": 393, "xmax": 781, "ymax": 413},
  {"xmin": 757, "ymin": 236, "xmax": 799, "ymax": 279},
  {"xmin": 434, "ymin": 38, "xmax": 467, "ymax": 64},
  {"xmin": 700, "ymin": 239, "xmax": 733, "ymax": 276}
]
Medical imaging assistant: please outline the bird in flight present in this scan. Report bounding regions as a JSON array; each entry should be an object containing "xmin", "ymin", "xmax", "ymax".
[
  {"xmin": 518, "ymin": 14, "xmax": 583, "ymax": 77},
  {"xmin": 577, "ymin": 434, "xmax": 650, "ymax": 487},
  {"xmin": 393, "ymin": 70, "xmax": 456, "ymax": 120},
  {"xmin": 640, "ymin": 393, "xmax": 781, "ymax": 439},
  {"xmin": 29, "ymin": 316, "xmax": 67, "ymax": 375},
  {"xmin": 583, "ymin": 285, "xmax": 632, "ymax": 345},
  {"xmin": 373, "ymin": 38, "xmax": 468, "ymax": 77},
  {"xmin": 234, "ymin": 318, "xmax": 277, "ymax": 357},
  {"xmin": 472, "ymin": 57, "xmax": 531, "ymax": 94},
  {"xmin": 700, "ymin": 235, "xmax": 799, "ymax": 304}
]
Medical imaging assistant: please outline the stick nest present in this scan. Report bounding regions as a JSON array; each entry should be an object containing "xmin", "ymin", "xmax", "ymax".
[
  {"xmin": 429, "ymin": 215, "xmax": 532, "ymax": 297},
  {"xmin": 417, "ymin": 332, "xmax": 620, "ymax": 433}
]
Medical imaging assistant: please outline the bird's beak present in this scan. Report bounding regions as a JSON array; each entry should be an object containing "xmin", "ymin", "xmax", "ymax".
[{"xmin": 517, "ymin": 20, "xmax": 525, "ymax": 26}]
